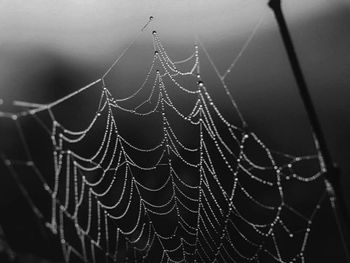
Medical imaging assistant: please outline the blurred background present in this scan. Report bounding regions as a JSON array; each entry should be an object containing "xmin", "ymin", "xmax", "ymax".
[{"xmin": 0, "ymin": 0, "xmax": 350, "ymax": 262}]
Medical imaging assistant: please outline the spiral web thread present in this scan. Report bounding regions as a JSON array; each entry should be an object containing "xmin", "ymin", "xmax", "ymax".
[{"xmin": 0, "ymin": 16, "xmax": 330, "ymax": 263}]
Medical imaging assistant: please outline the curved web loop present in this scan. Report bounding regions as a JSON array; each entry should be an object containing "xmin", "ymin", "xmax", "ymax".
[{"xmin": 0, "ymin": 15, "xmax": 329, "ymax": 263}]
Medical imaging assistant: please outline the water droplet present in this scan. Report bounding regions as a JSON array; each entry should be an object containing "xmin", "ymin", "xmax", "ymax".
[
  {"xmin": 196, "ymin": 74, "xmax": 201, "ymax": 79},
  {"xmin": 149, "ymin": 16, "xmax": 154, "ymax": 20},
  {"xmin": 152, "ymin": 30, "xmax": 157, "ymax": 35},
  {"xmin": 197, "ymin": 80, "xmax": 204, "ymax": 87}
]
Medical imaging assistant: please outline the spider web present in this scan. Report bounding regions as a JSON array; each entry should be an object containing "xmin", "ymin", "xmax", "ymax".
[{"xmin": 0, "ymin": 13, "xmax": 336, "ymax": 263}]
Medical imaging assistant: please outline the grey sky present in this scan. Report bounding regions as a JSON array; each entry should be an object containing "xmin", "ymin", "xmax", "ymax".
[{"xmin": 0, "ymin": 0, "xmax": 345, "ymax": 61}]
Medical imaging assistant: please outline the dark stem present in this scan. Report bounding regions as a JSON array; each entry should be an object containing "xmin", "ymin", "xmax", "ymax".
[{"xmin": 268, "ymin": 0, "xmax": 350, "ymax": 260}]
